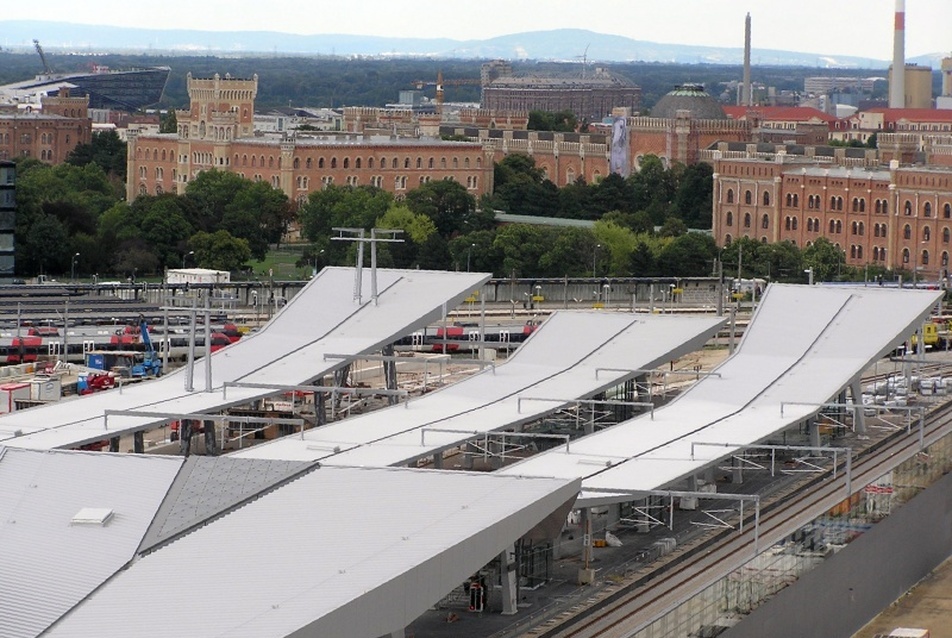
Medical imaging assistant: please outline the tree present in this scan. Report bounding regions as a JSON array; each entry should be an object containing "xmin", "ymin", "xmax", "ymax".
[
  {"xmin": 658, "ymin": 233, "xmax": 717, "ymax": 276},
  {"xmin": 672, "ymin": 163, "xmax": 714, "ymax": 228},
  {"xmin": 189, "ymin": 230, "xmax": 252, "ymax": 272},
  {"xmin": 376, "ymin": 204, "xmax": 439, "ymax": 268},
  {"xmin": 298, "ymin": 185, "xmax": 394, "ymax": 266},
  {"xmin": 404, "ymin": 179, "xmax": 476, "ymax": 237},
  {"xmin": 658, "ymin": 217, "xmax": 688, "ymax": 238},
  {"xmin": 184, "ymin": 169, "xmax": 254, "ymax": 232},
  {"xmin": 159, "ymin": 109, "xmax": 178, "ymax": 134},
  {"xmin": 802, "ymin": 237, "xmax": 846, "ymax": 282},
  {"xmin": 527, "ymin": 109, "xmax": 577, "ymax": 132},
  {"xmin": 223, "ymin": 181, "xmax": 293, "ymax": 259},
  {"xmin": 66, "ymin": 130, "xmax": 127, "ymax": 180}
]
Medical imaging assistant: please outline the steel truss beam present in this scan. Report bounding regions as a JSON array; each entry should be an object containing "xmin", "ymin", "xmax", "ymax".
[{"xmin": 690, "ymin": 441, "xmax": 853, "ymax": 495}]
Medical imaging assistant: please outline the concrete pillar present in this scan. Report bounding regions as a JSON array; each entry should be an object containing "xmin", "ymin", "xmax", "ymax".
[
  {"xmin": 462, "ymin": 442, "xmax": 475, "ymax": 470},
  {"xmin": 204, "ymin": 419, "xmax": 219, "ymax": 456},
  {"xmin": 850, "ymin": 379, "xmax": 867, "ymax": 436},
  {"xmin": 133, "ymin": 431, "xmax": 145, "ymax": 454},
  {"xmin": 382, "ymin": 344, "xmax": 398, "ymax": 406},
  {"xmin": 109, "ymin": 436, "xmax": 120, "ymax": 453},
  {"xmin": 180, "ymin": 419, "xmax": 193, "ymax": 457},
  {"xmin": 578, "ymin": 508, "xmax": 595, "ymax": 584},
  {"xmin": 432, "ymin": 452, "xmax": 443, "ymax": 469},
  {"xmin": 316, "ymin": 384, "xmax": 327, "ymax": 426},
  {"xmin": 732, "ymin": 454, "xmax": 744, "ymax": 485},
  {"xmin": 808, "ymin": 416, "xmax": 821, "ymax": 447},
  {"xmin": 499, "ymin": 545, "xmax": 518, "ymax": 615}
]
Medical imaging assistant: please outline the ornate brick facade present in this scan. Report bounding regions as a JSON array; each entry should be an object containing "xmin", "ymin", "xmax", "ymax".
[
  {"xmin": 127, "ymin": 74, "xmax": 494, "ymax": 202},
  {"xmin": 0, "ymin": 93, "xmax": 91, "ymax": 163},
  {"xmin": 713, "ymin": 157, "xmax": 952, "ymax": 279}
]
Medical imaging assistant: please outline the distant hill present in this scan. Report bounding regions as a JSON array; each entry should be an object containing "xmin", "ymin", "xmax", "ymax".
[{"xmin": 2, "ymin": 20, "xmax": 937, "ymax": 69}]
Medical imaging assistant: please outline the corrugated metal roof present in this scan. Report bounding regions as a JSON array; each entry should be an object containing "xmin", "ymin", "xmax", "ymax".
[
  {"xmin": 0, "ymin": 449, "xmax": 183, "ymax": 638},
  {"xmin": 0, "ymin": 267, "xmax": 489, "ymax": 451},
  {"xmin": 44, "ymin": 466, "xmax": 580, "ymax": 638},
  {"xmin": 499, "ymin": 284, "xmax": 943, "ymax": 505},
  {"xmin": 233, "ymin": 311, "xmax": 723, "ymax": 466}
]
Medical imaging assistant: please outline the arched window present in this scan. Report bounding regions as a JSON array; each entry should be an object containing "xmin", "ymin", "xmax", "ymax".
[
  {"xmin": 851, "ymin": 221, "xmax": 858, "ymax": 235},
  {"xmin": 943, "ymin": 251, "xmax": 950, "ymax": 267},
  {"xmin": 793, "ymin": 194, "xmax": 799, "ymax": 207},
  {"xmin": 836, "ymin": 220, "xmax": 842, "ymax": 233},
  {"xmin": 807, "ymin": 218, "xmax": 814, "ymax": 232},
  {"xmin": 924, "ymin": 226, "xmax": 932, "ymax": 241},
  {"xmin": 786, "ymin": 193, "xmax": 793, "ymax": 207},
  {"xmin": 293, "ymin": 157, "xmax": 300, "ymax": 169},
  {"xmin": 829, "ymin": 219, "xmax": 836, "ymax": 233},
  {"xmin": 873, "ymin": 247, "xmax": 880, "ymax": 261},
  {"xmin": 859, "ymin": 199, "xmax": 865, "ymax": 212},
  {"xmin": 857, "ymin": 245, "xmax": 863, "ymax": 259},
  {"xmin": 905, "ymin": 200, "xmax": 913, "ymax": 215},
  {"xmin": 429, "ymin": 157, "xmax": 435, "ymax": 169},
  {"xmin": 925, "ymin": 202, "xmax": 933, "ymax": 217},
  {"xmin": 792, "ymin": 217, "xmax": 798, "ymax": 230},
  {"xmin": 743, "ymin": 213, "xmax": 751, "ymax": 228},
  {"xmin": 416, "ymin": 157, "xmax": 422, "ymax": 169},
  {"xmin": 944, "ymin": 228, "xmax": 951, "ymax": 244},
  {"xmin": 726, "ymin": 211, "xmax": 733, "ymax": 227},
  {"xmin": 904, "ymin": 224, "xmax": 912, "ymax": 240},
  {"xmin": 356, "ymin": 158, "xmax": 362, "ymax": 169},
  {"xmin": 883, "ymin": 200, "xmax": 889, "ymax": 215},
  {"xmin": 859, "ymin": 222, "xmax": 865, "ymax": 236},
  {"xmin": 343, "ymin": 158, "xmax": 350, "ymax": 169},
  {"xmin": 837, "ymin": 197, "xmax": 844, "ymax": 211},
  {"xmin": 852, "ymin": 198, "xmax": 860, "ymax": 212},
  {"xmin": 875, "ymin": 200, "xmax": 882, "ymax": 214},
  {"xmin": 945, "ymin": 203, "xmax": 952, "ymax": 219},
  {"xmin": 392, "ymin": 158, "xmax": 398, "ymax": 169},
  {"xmin": 850, "ymin": 245, "xmax": 857, "ymax": 259},
  {"xmin": 319, "ymin": 158, "xmax": 325, "ymax": 168},
  {"xmin": 763, "ymin": 191, "xmax": 770, "ymax": 206},
  {"xmin": 761, "ymin": 214, "xmax": 769, "ymax": 229},
  {"xmin": 331, "ymin": 158, "xmax": 337, "ymax": 169},
  {"xmin": 785, "ymin": 217, "xmax": 792, "ymax": 231},
  {"xmin": 306, "ymin": 157, "xmax": 312, "ymax": 169},
  {"xmin": 725, "ymin": 234, "xmax": 733, "ymax": 245},
  {"xmin": 745, "ymin": 190, "xmax": 752, "ymax": 205},
  {"xmin": 903, "ymin": 248, "xmax": 910, "ymax": 264},
  {"xmin": 831, "ymin": 195, "xmax": 837, "ymax": 210},
  {"xmin": 727, "ymin": 189, "xmax": 735, "ymax": 204},
  {"xmin": 922, "ymin": 250, "xmax": 930, "ymax": 265}
]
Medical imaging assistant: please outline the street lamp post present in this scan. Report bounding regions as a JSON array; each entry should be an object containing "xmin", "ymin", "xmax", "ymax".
[
  {"xmin": 804, "ymin": 268, "xmax": 814, "ymax": 286},
  {"xmin": 183, "ymin": 250, "xmax": 194, "ymax": 269},
  {"xmin": 70, "ymin": 253, "xmax": 79, "ymax": 283},
  {"xmin": 467, "ymin": 243, "xmax": 475, "ymax": 272},
  {"xmin": 592, "ymin": 244, "xmax": 601, "ymax": 278}
]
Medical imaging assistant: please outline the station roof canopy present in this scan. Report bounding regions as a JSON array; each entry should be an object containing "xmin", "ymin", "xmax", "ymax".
[
  {"xmin": 0, "ymin": 447, "xmax": 579, "ymax": 638},
  {"xmin": 498, "ymin": 284, "xmax": 944, "ymax": 506},
  {"xmin": 0, "ymin": 267, "xmax": 489, "ymax": 451},
  {"xmin": 233, "ymin": 311, "xmax": 724, "ymax": 466}
]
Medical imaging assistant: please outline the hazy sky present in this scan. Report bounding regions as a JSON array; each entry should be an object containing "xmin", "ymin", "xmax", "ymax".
[{"xmin": 6, "ymin": 0, "xmax": 951, "ymax": 60}]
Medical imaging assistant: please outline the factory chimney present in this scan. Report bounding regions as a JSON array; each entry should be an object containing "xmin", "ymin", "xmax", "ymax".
[
  {"xmin": 742, "ymin": 13, "xmax": 752, "ymax": 107},
  {"xmin": 889, "ymin": 0, "xmax": 906, "ymax": 108}
]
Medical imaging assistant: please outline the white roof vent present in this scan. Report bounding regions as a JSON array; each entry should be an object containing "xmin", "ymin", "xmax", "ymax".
[{"xmin": 71, "ymin": 508, "xmax": 114, "ymax": 526}]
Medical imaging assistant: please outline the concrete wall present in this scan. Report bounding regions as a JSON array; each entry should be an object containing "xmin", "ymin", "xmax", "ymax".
[{"xmin": 722, "ymin": 470, "xmax": 952, "ymax": 638}]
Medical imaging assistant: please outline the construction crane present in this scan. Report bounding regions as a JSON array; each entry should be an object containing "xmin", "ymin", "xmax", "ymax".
[
  {"xmin": 411, "ymin": 71, "xmax": 482, "ymax": 109},
  {"xmin": 33, "ymin": 39, "xmax": 53, "ymax": 75}
]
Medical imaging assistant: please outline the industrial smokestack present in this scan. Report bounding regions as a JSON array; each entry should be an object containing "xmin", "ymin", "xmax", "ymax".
[
  {"xmin": 890, "ymin": 0, "xmax": 906, "ymax": 108},
  {"xmin": 743, "ymin": 13, "xmax": 752, "ymax": 107}
]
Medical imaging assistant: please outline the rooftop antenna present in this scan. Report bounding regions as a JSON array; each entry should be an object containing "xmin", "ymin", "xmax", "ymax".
[{"xmin": 576, "ymin": 44, "xmax": 590, "ymax": 79}]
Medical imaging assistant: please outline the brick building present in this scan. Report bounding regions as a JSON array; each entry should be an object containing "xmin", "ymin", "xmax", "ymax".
[
  {"xmin": 0, "ymin": 93, "xmax": 92, "ymax": 163},
  {"xmin": 712, "ymin": 156, "xmax": 952, "ymax": 279},
  {"xmin": 624, "ymin": 85, "xmax": 751, "ymax": 168},
  {"xmin": 127, "ymin": 74, "xmax": 494, "ymax": 203},
  {"xmin": 480, "ymin": 64, "xmax": 640, "ymax": 122},
  {"xmin": 722, "ymin": 106, "xmax": 836, "ymax": 146}
]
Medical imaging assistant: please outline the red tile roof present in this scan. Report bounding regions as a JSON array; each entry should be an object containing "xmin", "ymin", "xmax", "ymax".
[
  {"xmin": 723, "ymin": 106, "xmax": 837, "ymax": 123},
  {"xmin": 861, "ymin": 108, "xmax": 952, "ymax": 123}
]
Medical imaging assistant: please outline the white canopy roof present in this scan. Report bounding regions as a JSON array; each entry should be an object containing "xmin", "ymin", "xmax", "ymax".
[
  {"xmin": 0, "ymin": 267, "xmax": 488, "ymax": 451},
  {"xmin": 42, "ymin": 465, "xmax": 579, "ymax": 638},
  {"xmin": 499, "ymin": 284, "xmax": 943, "ymax": 506},
  {"xmin": 233, "ymin": 312, "xmax": 724, "ymax": 466},
  {"xmin": 0, "ymin": 449, "xmax": 184, "ymax": 638}
]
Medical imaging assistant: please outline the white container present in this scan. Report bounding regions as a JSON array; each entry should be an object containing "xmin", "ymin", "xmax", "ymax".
[
  {"xmin": 30, "ymin": 375, "xmax": 61, "ymax": 402},
  {"xmin": 0, "ymin": 382, "xmax": 30, "ymax": 413}
]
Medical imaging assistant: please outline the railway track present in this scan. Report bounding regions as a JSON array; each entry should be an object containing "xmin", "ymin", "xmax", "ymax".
[{"xmin": 515, "ymin": 396, "xmax": 952, "ymax": 638}]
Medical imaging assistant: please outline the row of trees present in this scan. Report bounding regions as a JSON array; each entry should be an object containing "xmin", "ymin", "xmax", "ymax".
[
  {"xmin": 14, "ymin": 128, "xmax": 899, "ymax": 284},
  {"xmin": 488, "ymin": 154, "xmax": 714, "ymax": 229}
]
